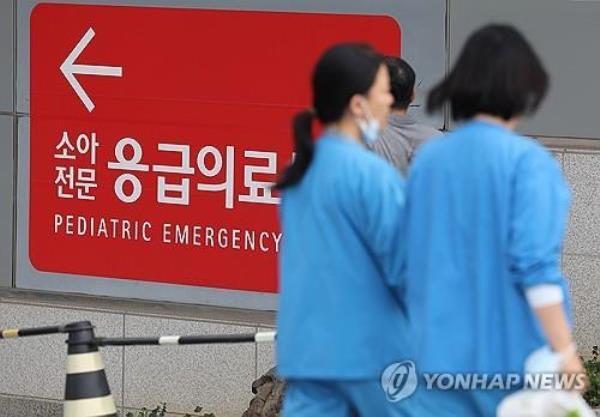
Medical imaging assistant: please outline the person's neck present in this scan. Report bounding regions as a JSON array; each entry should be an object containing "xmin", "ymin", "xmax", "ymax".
[
  {"xmin": 329, "ymin": 118, "xmax": 364, "ymax": 146},
  {"xmin": 474, "ymin": 114, "xmax": 519, "ymax": 130},
  {"xmin": 391, "ymin": 108, "xmax": 408, "ymax": 117}
]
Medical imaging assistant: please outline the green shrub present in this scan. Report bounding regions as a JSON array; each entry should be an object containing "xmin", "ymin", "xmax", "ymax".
[
  {"xmin": 125, "ymin": 403, "xmax": 216, "ymax": 417},
  {"xmin": 583, "ymin": 345, "xmax": 599, "ymax": 408}
]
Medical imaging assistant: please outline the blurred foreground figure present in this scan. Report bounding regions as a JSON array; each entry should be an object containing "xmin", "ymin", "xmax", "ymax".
[
  {"xmin": 275, "ymin": 43, "xmax": 413, "ymax": 417},
  {"xmin": 403, "ymin": 24, "xmax": 586, "ymax": 417}
]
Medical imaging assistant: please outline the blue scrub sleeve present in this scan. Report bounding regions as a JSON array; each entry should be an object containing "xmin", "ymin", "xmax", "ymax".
[
  {"xmin": 359, "ymin": 169, "xmax": 406, "ymax": 290},
  {"xmin": 508, "ymin": 148, "xmax": 571, "ymax": 290}
]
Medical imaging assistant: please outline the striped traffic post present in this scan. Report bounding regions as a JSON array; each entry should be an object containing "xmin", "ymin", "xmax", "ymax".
[
  {"xmin": 63, "ymin": 321, "xmax": 117, "ymax": 417},
  {"xmin": 1, "ymin": 321, "xmax": 276, "ymax": 417}
]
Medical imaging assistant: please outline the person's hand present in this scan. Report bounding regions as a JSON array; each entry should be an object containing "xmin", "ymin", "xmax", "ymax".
[{"xmin": 560, "ymin": 353, "xmax": 588, "ymax": 393}]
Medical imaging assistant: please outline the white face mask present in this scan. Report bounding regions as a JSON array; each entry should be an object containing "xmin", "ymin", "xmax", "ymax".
[{"xmin": 356, "ymin": 98, "xmax": 381, "ymax": 146}]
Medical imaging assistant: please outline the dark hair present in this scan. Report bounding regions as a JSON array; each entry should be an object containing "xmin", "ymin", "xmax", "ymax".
[
  {"xmin": 427, "ymin": 24, "xmax": 549, "ymax": 121},
  {"xmin": 274, "ymin": 43, "xmax": 383, "ymax": 190},
  {"xmin": 385, "ymin": 56, "xmax": 416, "ymax": 110}
]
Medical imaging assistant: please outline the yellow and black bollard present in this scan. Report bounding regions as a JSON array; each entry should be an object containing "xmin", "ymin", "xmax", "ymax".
[
  {"xmin": 63, "ymin": 321, "xmax": 117, "ymax": 417},
  {"xmin": 1, "ymin": 320, "xmax": 276, "ymax": 416}
]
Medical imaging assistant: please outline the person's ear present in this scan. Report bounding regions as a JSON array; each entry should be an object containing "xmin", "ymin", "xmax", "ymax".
[
  {"xmin": 411, "ymin": 88, "xmax": 416, "ymax": 103},
  {"xmin": 349, "ymin": 95, "xmax": 365, "ymax": 119}
]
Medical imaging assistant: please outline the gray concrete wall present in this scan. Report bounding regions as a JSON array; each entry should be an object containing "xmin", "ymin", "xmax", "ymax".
[
  {"xmin": 545, "ymin": 145, "xmax": 600, "ymax": 354},
  {"xmin": 0, "ymin": 290, "xmax": 276, "ymax": 417}
]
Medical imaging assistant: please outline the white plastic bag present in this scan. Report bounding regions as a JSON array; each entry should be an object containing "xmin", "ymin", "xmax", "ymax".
[
  {"xmin": 497, "ymin": 389, "xmax": 595, "ymax": 417},
  {"xmin": 497, "ymin": 346, "xmax": 594, "ymax": 417},
  {"xmin": 525, "ymin": 345, "xmax": 562, "ymax": 374}
]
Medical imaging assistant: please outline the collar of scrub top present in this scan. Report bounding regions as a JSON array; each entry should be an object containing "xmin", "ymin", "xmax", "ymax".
[{"xmin": 468, "ymin": 117, "xmax": 514, "ymax": 132}]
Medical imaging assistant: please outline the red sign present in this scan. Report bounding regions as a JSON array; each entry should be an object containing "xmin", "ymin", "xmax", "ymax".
[{"xmin": 30, "ymin": 4, "xmax": 401, "ymax": 292}]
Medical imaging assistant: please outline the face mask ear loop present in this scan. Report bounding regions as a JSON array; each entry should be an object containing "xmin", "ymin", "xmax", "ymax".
[
  {"xmin": 354, "ymin": 96, "xmax": 381, "ymax": 147},
  {"xmin": 358, "ymin": 96, "xmax": 375, "ymax": 123}
]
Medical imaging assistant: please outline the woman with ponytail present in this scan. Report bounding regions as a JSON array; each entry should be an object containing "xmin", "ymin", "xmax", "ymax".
[{"xmin": 275, "ymin": 44, "xmax": 412, "ymax": 417}]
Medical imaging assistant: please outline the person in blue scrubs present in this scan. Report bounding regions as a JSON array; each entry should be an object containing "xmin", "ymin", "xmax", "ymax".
[
  {"xmin": 274, "ymin": 44, "xmax": 412, "ymax": 417},
  {"xmin": 403, "ymin": 25, "xmax": 587, "ymax": 416}
]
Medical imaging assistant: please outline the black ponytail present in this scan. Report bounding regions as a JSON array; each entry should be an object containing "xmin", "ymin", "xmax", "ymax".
[{"xmin": 274, "ymin": 110, "xmax": 314, "ymax": 190}]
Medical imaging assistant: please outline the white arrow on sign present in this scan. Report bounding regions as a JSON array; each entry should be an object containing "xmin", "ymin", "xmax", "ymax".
[{"xmin": 60, "ymin": 27, "xmax": 123, "ymax": 113}]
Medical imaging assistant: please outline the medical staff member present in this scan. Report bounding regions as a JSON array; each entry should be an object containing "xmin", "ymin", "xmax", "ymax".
[
  {"xmin": 403, "ymin": 24, "xmax": 586, "ymax": 416},
  {"xmin": 275, "ymin": 43, "xmax": 412, "ymax": 417}
]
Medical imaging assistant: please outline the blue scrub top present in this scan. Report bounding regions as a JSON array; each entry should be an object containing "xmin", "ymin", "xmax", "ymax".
[
  {"xmin": 404, "ymin": 120, "xmax": 571, "ymax": 415},
  {"xmin": 277, "ymin": 130, "xmax": 411, "ymax": 380}
]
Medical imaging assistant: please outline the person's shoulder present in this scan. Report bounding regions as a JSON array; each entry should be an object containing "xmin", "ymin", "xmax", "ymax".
[
  {"xmin": 410, "ymin": 129, "xmax": 450, "ymax": 162},
  {"xmin": 511, "ymin": 134, "xmax": 569, "ymax": 201},
  {"xmin": 413, "ymin": 122, "xmax": 443, "ymax": 138},
  {"xmin": 512, "ymin": 134, "xmax": 561, "ymax": 174},
  {"xmin": 351, "ymin": 144, "xmax": 402, "ymax": 182},
  {"xmin": 354, "ymin": 150, "xmax": 405, "ymax": 206},
  {"xmin": 317, "ymin": 135, "xmax": 403, "ymax": 187},
  {"xmin": 316, "ymin": 142, "xmax": 404, "ymax": 210}
]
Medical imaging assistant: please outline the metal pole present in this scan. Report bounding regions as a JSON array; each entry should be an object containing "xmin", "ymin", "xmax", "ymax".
[
  {"xmin": 94, "ymin": 330, "xmax": 276, "ymax": 347},
  {"xmin": 0, "ymin": 324, "xmax": 66, "ymax": 339}
]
